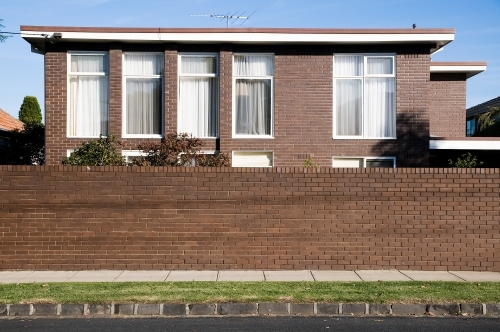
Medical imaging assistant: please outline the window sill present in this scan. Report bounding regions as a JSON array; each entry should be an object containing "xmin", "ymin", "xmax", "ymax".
[
  {"xmin": 232, "ymin": 135, "xmax": 274, "ymax": 139},
  {"xmin": 123, "ymin": 134, "xmax": 163, "ymax": 139},
  {"xmin": 332, "ymin": 136, "xmax": 397, "ymax": 140}
]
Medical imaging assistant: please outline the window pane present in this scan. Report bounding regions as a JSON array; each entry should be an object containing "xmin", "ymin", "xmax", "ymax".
[
  {"xmin": 366, "ymin": 159, "xmax": 394, "ymax": 167},
  {"xmin": 124, "ymin": 54, "xmax": 164, "ymax": 75},
  {"xmin": 364, "ymin": 78, "xmax": 395, "ymax": 137},
  {"xmin": 71, "ymin": 55, "xmax": 107, "ymax": 73},
  {"xmin": 233, "ymin": 151, "xmax": 273, "ymax": 167},
  {"xmin": 179, "ymin": 77, "xmax": 218, "ymax": 137},
  {"xmin": 181, "ymin": 56, "xmax": 216, "ymax": 74},
  {"xmin": 68, "ymin": 76, "xmax": 108, "ymax": 136},
  {"xmin": 335, "ymin": 55, "xmax": 363, "ymax": 76},
  {"xmin": 234, "ymin": 55, "xmax": 273, "ymax": 76},
  {"xmin": 336, "ymin": 79, "xmax": 362, "ymax": 136},
  {"xmin": 367, "ymin": 57, "xmax": 393, "ymax": 75},
  {"xmin": 235, "ymin": 79, "xmax": 271, "ymax": 135},
  {"xmin": 126, "ymin": 78, "xmax": 162, "ymax": 134}
]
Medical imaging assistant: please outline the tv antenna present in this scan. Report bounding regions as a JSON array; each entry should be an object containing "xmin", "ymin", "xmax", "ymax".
[{"xmin": 191, "ymin": 11, "xmax": 256, "ymax": 28}]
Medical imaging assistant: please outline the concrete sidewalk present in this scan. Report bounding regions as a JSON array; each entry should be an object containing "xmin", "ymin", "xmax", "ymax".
[{"xmin": 1, "ymin": 270, "xmax": 500, "ymax": 283}]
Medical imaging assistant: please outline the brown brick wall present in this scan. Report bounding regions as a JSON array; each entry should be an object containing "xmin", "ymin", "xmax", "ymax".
[
  {"xmin": 44, "ymin": 42, "xmax": 433, "ymax": 167},
  {"xmin": 1, "ymin": 166, "xmax": 498, "ymax": 271},
  {"xmin": 429, "ymin": 73, "xmax": 467, "ymax": 137}
]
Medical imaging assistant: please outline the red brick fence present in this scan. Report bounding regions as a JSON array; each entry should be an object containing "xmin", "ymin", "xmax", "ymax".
[{"xmin": 1, "ymin": 166, "xmax": 498, "ymax": 271}]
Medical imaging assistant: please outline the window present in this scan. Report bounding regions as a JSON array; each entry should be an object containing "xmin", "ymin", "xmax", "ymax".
[
  {"xmin": 466, "ymin": 118, "xmax": 476, "ymax": 137},
  {"xmin": 123, "ymin": 53, "xmax": 164, "ymax": 137},
  {"xmin": 233, "ymin": 54, "xmax": 274, "ymax": 137},
  {"xmin": 68, "ymin": 52, "xmax": 109, "ymax": 137},
  {"xmin": 178, "ymin": 54, "xmax": 219, "ymax": 138},
  {"xmin": 332, "ymin": 157, "xmax": 395, "ymax": 168},
  {"xmin": 122, "ymin": 150, "xmax": 147, "ymax": 164},
  {"xmin": 333, "ymin": 55, "xmax": 395, "ymax": 138},
  {"xmin": 232, "ymin": 151, "xmax": 273, "ymax": 167}
]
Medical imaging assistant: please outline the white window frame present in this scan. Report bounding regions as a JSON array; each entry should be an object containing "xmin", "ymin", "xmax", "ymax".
[
  {"xmin": 122, "ymin": 150, "xmax": 148, "ymax": 163},
  {"xmin": 179, "ymin": 150, "xmax": 219, "ymax": 166},
  {"xmin": 232, "ymin": 150, "xmax": 274, "ymax": 167},
  {"xmin": 232, "ymin": 53, "xmax": 274, "ymax": 139},
  {"xmin": 122, "ymin": 52, "xmax": 164, "ymax": 139},
  {"xmin": 67, "ymin": 51, "xmax": 109, "ymax": 138},
  {"xmin": 332, "ymin": 156, "xmax": 396, "ymax": 168},
  {"xmin": 332, "ymin": 53, "xmax": 396, "ymax": 139},
  {"xmin": 178, "ymin": 53, "xmax": 219, "ymax": 138}
]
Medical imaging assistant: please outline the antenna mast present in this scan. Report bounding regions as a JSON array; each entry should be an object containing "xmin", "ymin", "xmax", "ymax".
[{"xmin": 191, "ymin": 11, "xmax": 256, "ymax": 28}]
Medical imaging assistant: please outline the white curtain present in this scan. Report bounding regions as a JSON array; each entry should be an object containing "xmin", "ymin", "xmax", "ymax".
[
  {"xmin": 367, "ymin": 57, "xmax": 393, "ymax": 75},
  {"xmin": 335, "ymin": 55, "xmax": 363, "ymax": 77},
  {"xmin": 235, "ymin": 79, "xmax": 271, "ymax": 135},
  {"xmin": 234, "ymin": 55, "xmax": 273, "ymax": 76},
  {"xmin": 68, "ymin": 55, "xmax": 108, "ymax": 137},
  {"xmin": 124, "ymin": 54, "xmax": 163, "ymax": 135},
  {"xmin": 126, "ymin": 78, "xmax": 161, "ymax": 134},
  {"xmin": 364, "ymin": 78, "xmax": 395, "ymax": 137},
  {"xmin": 336, "ymin": 79, "xmax": 362, "ymax": 136},
  {"xmin": 179, "ymin": 56, "xmax": 218, "ymax": 137},
  {"xmin": 234, "ymin": 55, "xmax": 273, "ymax": 135}
]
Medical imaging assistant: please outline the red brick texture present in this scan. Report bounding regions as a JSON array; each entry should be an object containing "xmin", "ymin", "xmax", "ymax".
[
  {"xmin": 429, "ymin": 73, "xmax": 467, "ymax": 137},
  {"xmin": 1, "ymin": 166, "xmax": 499, "ymax": 271},
  {"xmin": 44, "ymin": 42, "xmax": 437, "ymax": 167}
]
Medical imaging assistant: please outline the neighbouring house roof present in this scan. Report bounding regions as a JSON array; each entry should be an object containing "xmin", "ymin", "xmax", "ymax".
[
  {"xmin": 0, "ymin": 108, "xmax": 24, "ymax": 132},
  {"xmin": 430, "ymin": 62, "xmax": 487, "ymax": 79},
  {"xmin": 466, "ymin": 96, "xmax": 500, "ymax": 119},
  {"xmin": 20, "ymin": 26, "xmax": 455, "ymax": 53}
]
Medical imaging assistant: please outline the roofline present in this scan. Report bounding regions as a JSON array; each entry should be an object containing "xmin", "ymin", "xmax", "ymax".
[
  {"xmin": 430, "ymin": 138, "xmax": 500, "ymax": 150},
  {"xmin": 430, "ymin": 62, "xmax": 487, "ymax": 79},
  {"xmin": 20, "ymin": 26, "xmax": 455, "ymax": 54}
]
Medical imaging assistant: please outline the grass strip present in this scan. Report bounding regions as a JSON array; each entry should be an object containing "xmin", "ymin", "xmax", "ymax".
[{"xmin": 1, "ymin": 281, "xmax": 499, "ymax": 304}]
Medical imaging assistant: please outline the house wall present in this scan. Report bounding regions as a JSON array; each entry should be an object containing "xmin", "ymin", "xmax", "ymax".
[
  {"xmin": 44, "ymin": 42, "xmax": 431, "ymax": 167},
  {"xmin": 429, "ymin": 73, "xmax": 467, "ymax": 137},
  {"xmin": 1, "ymin": 166, "xmax": 498, "ymax": 271}
]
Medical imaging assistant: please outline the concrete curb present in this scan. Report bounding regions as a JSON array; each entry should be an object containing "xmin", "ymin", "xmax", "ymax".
[{"xmin": 1, "ymin": 303, "xmax": 500, "ymax": 317}]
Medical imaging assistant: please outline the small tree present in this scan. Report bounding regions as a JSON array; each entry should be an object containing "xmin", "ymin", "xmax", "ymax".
[
  {"xmin": 132, "ymin": 132, "xmax": 230, "ymax": 167},
  {"xmin": 474, "ymin": 106, "xmax": 500, "ymax": 137},
  {"xmin": 19, "ymin": 96, "xmax": 42, "ymax": 124},
  {"xmin": 448, "ymin": 152, "xmax": 483, "ymax": 168},
  {"xmin": 63, "ymin": 135, "xmax": 126, "ymax": 166},
  {"xmin": 0, "ymin": 122, "xmax": 45, "ymax": 165},
  {"xmin": 0, "ymin": 19, "xmax": 11, "ymax": 43}
]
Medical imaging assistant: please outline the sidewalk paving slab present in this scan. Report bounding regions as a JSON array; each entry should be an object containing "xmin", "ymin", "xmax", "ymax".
[
  {"xmin": 113, "ymin": 270, "xmax": 170, "ymax": 282},
  {"xmin": 166, "ymin": 271, "xmax": 218, "ymax": 281},
  {"xmin": 0, "ymin": 271, "xmax": 34, "ymax": 283},
  {"xmin": 217, "ymin": 270, "xmax": 264, "ymax": 281},
  {"xmin": 356, "ymin": 270, "xmax": 411, "ymax": 281},
  {"xmin": 264, "ymin": 270, "xmax": 314, "ymax": 281},
  {"xmin": 18, "ymin": 271, "xmax": 78, "ymax": 283},
  {"xmin": 400, "ymin": 271, "xmax": 464, "ymax": 282},
  {"xmin": 311, "ymin": 270, "xmax": 362, "ymax": 282},
  {"xmin": 449, "ymin": 271, "xmax": 500, "ymax": 282},
  {"xmin": 67, "ymin": 270, "xmax": 123, "ymax": 282}
]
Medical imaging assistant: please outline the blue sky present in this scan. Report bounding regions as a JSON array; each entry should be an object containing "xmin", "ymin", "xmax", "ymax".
[{"xmin": 1, "ymin": 0, "xmax": 499, "ymax": 120}]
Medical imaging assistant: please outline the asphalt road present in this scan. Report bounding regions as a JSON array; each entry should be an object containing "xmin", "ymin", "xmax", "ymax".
[{"xmin": 1, "ymin": 316, "xmax": 500, "ymax": 332}]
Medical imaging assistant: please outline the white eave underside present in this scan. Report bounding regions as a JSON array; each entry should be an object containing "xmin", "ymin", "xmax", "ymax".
[
  {"xmin": 430, "ymin": 140, "xmax": 500, "ymax": 150},
  {"xmin": 21, "ymin": 31, "xmax": 454, "ymax": 46}
]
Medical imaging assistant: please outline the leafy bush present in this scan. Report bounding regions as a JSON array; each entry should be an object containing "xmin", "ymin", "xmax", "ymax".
[
  {"xmin": 19, "ymin": 96, "xmax": 42, "ymax": 124},
  {"xmin": 0, "ymin": 122, "xmax": 45, "ymax": 165},
  {"xmin": 132, "ymin": 132, "xmax": 230, "ymax": 167},
  {"xmin": 62, "ymin": 135, "xmax": 126, "ymax": 166},
  {"xmin": 448, "ymin": 152, "xmax": 483, "ymax": 168},
  {"xmin": 474, "ymin": 107, "xmax": 500, "ymax": 137},
  {"xmin": 303, "ymin": 156, "xmax": 319, "ymax": 168}
]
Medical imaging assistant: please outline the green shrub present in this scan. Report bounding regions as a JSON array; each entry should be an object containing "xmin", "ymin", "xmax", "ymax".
[
  {"xmin": 0, "ymin": 122, "xmax": 45, "ymax": 165},
  {"xmin": 62, "ymin": 135, "xmax": 126, "ymax": 166},
  {"xmin": 19, "ymin": 96, "xmax": 42, "ymax": 124},
  {"xmin": 448, "ymin": 152, "xmax": 483, "ymax": 168}
]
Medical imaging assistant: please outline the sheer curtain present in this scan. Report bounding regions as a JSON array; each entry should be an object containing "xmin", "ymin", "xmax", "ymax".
[
  {"xmin": 179, "ymin": 56, "xmax": 218, "ymax": 137},
  {"xmin": 124, "ymin": 54, "xmax": 163, "ymax": 135},
  {"xmin": 68, "ymin": 54, "xmax": 108, "ymax": 137},
  {"xmin": 336, "ymin": 79, "xmax": 361, "ymax": 136},
  {"xmin": 364, "ymin": 78, "xmax": 395, "ymax": 137},
  {"xmin": 234, "ymin": 55, "xmax": 273, "ymax": 135}
]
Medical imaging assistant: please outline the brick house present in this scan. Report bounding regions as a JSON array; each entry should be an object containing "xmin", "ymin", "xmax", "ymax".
[{"xmin": 20, "ymin": 26, "xmax": 487, "ymax": 167}]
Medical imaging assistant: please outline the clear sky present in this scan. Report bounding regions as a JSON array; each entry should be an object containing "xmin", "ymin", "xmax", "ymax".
[{"xmin": 1, "ymin": 0, "xmax": 499, "ymax": 120}]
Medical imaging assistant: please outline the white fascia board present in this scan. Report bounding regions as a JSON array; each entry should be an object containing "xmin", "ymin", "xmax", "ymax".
[
  {"xmin": 430, "ymin": 65, "xmax": 486, "ymax": 74},
  {"xmin": 430, "ymin": 140, "xmax": 500, "ymax": 150},
  {"xmin": 21, "ymin": 31, "xmax": 454, "ymax": 44}
]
